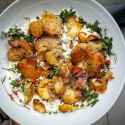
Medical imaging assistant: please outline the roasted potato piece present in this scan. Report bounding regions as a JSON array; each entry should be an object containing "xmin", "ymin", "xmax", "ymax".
[
  {"xmin": 33, "ymin": 99, "xmax": 46, "ymax": 113},
  {"xmin": 37, "ymin": 87, "xmax": 51, "ymax": 100},
  {"xmin": 63, "ymin": 88, "xmax": 80, "ymax": 104},
  {"xmin": 24, "ymin": 81, "xmax": 34, "ymax": 104},
  {"xmin": 9, "ymin": 39, "xmax": 33, "ymax": 56},
  {"xmin": 78, "ymin": 32, "xmax": 99, "ymax": 42},
  {"xmin": 39, "ymin": 79, "xmax": 51, "ymax": 88},
  {"xmin": 45, "ymin": 49, "xmax": 62, "ymax": 66},
  {"xmin": 7, "ymin": 48, "xmax": 25, "ymax": 61},
  {"xmin": 67, "ymin": 17, "xmax": 82, "ymax": 39},
  {"xmin": 59, "ymin": 61, "xmax": 72, "ymax": 77},
  {"xmin": 54, "ymin": 77, "xmax": 65, "ymax": 95},
  {"xmin": 17, "ymin": 58, "xmax": 44, "ymax": 81},
  {"xmin": 59, "ymin": 104, "xmax": 74, "ymax": 113},
  {"xmin": 90, "ymin": 79, "xmax": 107, "ymax": 93},
  {"xmin": 35, "ymin": 36, "xmax": 60, "ymax": 54},
  {"xmin": 29, "ymin": 20, "xmax": 43, "ymax": 37},
  {"xmin": 78, "ymin": 32, "xmax": 88, "ymax": 42},
  {"xmin": 41, "ymin": 11, "xmax": 62, "ymax": 36},
  {"xmin": 45, "ymin": 51, "xmax": 58, "ymax": 65},
  {"xmin": 71, "ymin": 43, "xmax": 87, "ymax": 65}
]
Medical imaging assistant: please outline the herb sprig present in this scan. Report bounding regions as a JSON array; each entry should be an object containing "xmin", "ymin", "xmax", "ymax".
[
  {"xmin": 3, "ymin": 26, "xmax": 34, "ymax": 43},
  {"xmin": 10, "ymin": 80, "xmax": 20, "ymax": 88},
  {"xmin": 59, "ymin": 8, "xmax": 76, "ymax": 23},
  {"xmin": 48, "ymin": 67, "xmax": 60, "ymax": 79},
  {"xmin": 87, "ymin": 20, "xmax": 113, "ymax": 56},
  {"xmin": 82, "ymin": 88, "xmax": 99, "ymax": 107}
]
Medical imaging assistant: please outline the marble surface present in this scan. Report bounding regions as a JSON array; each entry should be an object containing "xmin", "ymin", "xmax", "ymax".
[{"xmin": 0, "ymin": 0, "xmax": 125, "ymax": 125}]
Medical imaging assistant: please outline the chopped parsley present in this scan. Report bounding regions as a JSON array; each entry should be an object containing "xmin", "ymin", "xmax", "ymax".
[
  {"xmin": 86, "ymin": 20, "xmax": 113, "ymax": 56},
  {"xmin": 10, "ymin": 80, "xmax": 19, "ymax": 88},
  {"xmin": 3, "ymin": 26, "xmax": 34, "ymax": 43},
  {"xmin": 59, "ymin": 8, "xmax": 76, "ymax": 23},
  {"xmin": 86, "ymin": 20, "xmax": 102, "ymax": 35},
  {"xmin": 78, "ymin": 16, "xmax": 86, "ymax": 26},
  {"xmin": 82, "ymin": 88, "xmax": 99, "ymax": 107},
  {"xmin": 48, "ymin": 67, "xmax": 60, "ymax": 79}
]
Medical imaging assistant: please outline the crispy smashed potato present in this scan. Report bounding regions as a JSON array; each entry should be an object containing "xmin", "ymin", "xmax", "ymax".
[
  {"xmin": 59, "ymin": 104, "xmax": 74, "ymax": 113},
  {"xmin": 17, "ymin": 58, "xmax": 44, "ymax": 81},
  {"xmin": 90, "ymin": 79, "xmax": 107, "ymax": 93},
  {"xmin": 37, "ymin": 87, "xmax": 52, "ymax": 100},
  {"xmin": 9, "ymin": 40, "xmax": 33, "ymax": 56},
  {"xmin": 24, "ymin": 81, "xmax": 34, "ymax": 104},
  {"xmin": 67, "ymin": 17, "xmax": 82, "ymax": 39},
  {"xmin": 63, "ymin": 88, "xmax": 80, "ymax": 104},
  {"xmin": 35, "ymin": 36, "xmax": 60, "ymax": 54},
  {"xmin": 54, "ymin": 77, "xmax": 65, "ymax": 95},
  {"xmin": 29, "ymin": 20, "xmax": 43, "ymax": 37},
  {"xmin": 45, "ymin": 51, "xmax": 58, "ymax": 65},
  {"xmin": 8, "ymin": 48, "xmax": 25, "ymax": 61},
  {"xmin": 45, "ymin": 49, "xmax": 62, "ymax": 66},
  {"xmin": 33, "ymin": 99, "xmax": 46, "ymax": 113},
  {"xmin": 41, "ymin": 11, "xmax": 62, "ymax": 36},
  {"xmin": 78, "ymin": 32, "xmax": 99, "ymax": 42}
]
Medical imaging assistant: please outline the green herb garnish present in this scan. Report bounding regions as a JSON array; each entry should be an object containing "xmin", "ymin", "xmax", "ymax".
[
  {"xmin": 86, "ymin": 20, "xmax": 102, "ymax": 35},
  {"xmin": 78, "ymin": 16, "xmax": 86, "ymax": 26},
  {"xmin": 10, "ymin": 80, "xmax": 19, "ymax": 88},
  {"xmin": 59, "ymin": 8, "xmax": 76, "ymax": 23},
  {"xmin": 102, "ymin": 36, "xmax": 113, "ymax": 56},
  {"xmin": 4, "ymin": 26, "xmax": 34, "ymax": 43},
  {"xmin": 48, "ymin": 67, "xmax": 60, "ymax": 79},
  {"xmin": 87, "ymin": 20, "xmax": 113, "ymax": 56},
  {"xmin": 23, "ymin": 34, "xmax": 34, "ymax": 43},
  {"xmin": 82, "ymin": 88, "xmax": 99, "ymax": 107}
]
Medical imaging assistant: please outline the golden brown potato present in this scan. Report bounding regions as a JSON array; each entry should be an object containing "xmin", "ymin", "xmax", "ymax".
[
  {"xmin": 35, "ymin": 36, "xmax": 60, "ymax": 54},
  {"xmin": 9, "ymin": 39, "xmax": 33, "ymax": 56},
  {"xmin": 90, "ymin": 79, "xmax": 107, "ymax": 93},
  {"xmin": 41, "ymin": 11, "xmax": 62, "ymax": 36},
  {"xmin": 24, "ymin": 81, "xmax": 34, "ymax": 104},
  {"xmin": 45, "ymin": 51, "xmax": 58, "ymax": 65},
  {"xmin": 17, "ymin": 58, "xmax": 44, "ymax": 81},
  {"xmin": 39, "ymin": 79, "xmax": 51, "ymax": 88},
  {"xmin": 29, "ymin": 20, "xmax": 43, "ymax": 37},
  {"xmin": 59, "ymin": 104, "xmax": 74, "ymax": 113},
  {"xmin": 63, "ymin": 88, "xmax": 80, "ymax": 104},
  {"xmin": 45, "ymin": 49, "xmax": 63, "ymax": 66},
  {"xmin": 7, "ymin": 48, "xmax": 25, "ymax": 61},
  {"xmin": 78, "ymin": 32, "xmax": 99, "ymax": 42},
  {"xmin": 54, "ymin": 77, "xmax": 65, "ymax": 95},
  {"xmin": 67, "ymin": 17, "xmax": 82, "ymax": 39},
  {"xmin": 33, "ymin": 99, "xmax": 46, "ymax": 113},
  {"xmin": 37, "ymin": 87, "xmax": 51, "ymax": 100}
]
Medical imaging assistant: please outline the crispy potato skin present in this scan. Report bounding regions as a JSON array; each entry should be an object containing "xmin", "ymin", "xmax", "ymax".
[
  {"xmin": 78, "ymin": 32, "xmax": 99, "ymax": 42},
  {"xmin": 29, "ymin": 20, "xmax": 43, "ymax": 37},
  {"xmin": 9, "ymin": 39, "xmax": 33, "ymax": 56},
  {"xmin": 37, "ymin": 87, "xmax": 52, "ymax": 100},
  {"xmin": 63, "ymin": 88, "xmax": 80, "ymax": 104},
  {"xmin": 33, "ymin": 99, "xmax": 46, "ymax": 113},
  {"xmin": 67, "ymin": 17, "xmax": 82, "ymax": 39},
  {"xmin": 35, "ymin": 37, "xmax": 60, "ymax": 53},
  {"xmin": 59, "ymin": 104, "xmax": 74, "ymax": 113},
  {"xmin": 45, "ymin": 51, "xmax": 58, "ymax": 65},
  {"xmin": 41, "ymin": 11, "xmax": 62, "ymax": 36},
  {"xmin": 17, "ymin": 58, "xmax": 44, "ymax": 81},
  {"xmin": 8, "ymin": 48, "xmax": 25, "ymax": 61}
]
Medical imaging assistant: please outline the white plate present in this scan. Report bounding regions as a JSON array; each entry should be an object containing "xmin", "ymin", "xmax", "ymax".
[{"xmin": 0, "ymin": 0, "xmax": 125, "ymax": 125}]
